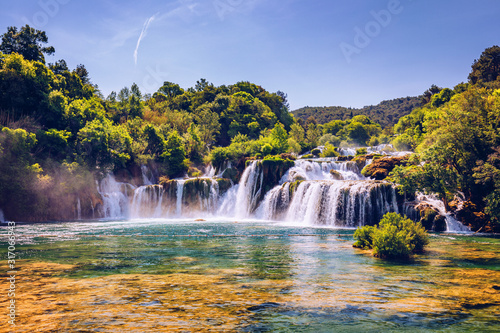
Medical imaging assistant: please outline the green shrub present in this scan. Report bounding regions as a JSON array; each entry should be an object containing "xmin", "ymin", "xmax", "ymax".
[
  {"xmin": 353, "ymin": 225, "xmax": 376, "ymax": 249},
  {"xmin": 355, "ymin": 147, "xmax": 368, "ymax": 156},
  {"xmin": 320, "ymin": 143, "xmax": 339, "ymax": 158},
  {"xmin": 209, "ymin": 147, "xmax": 228, "ymax": 170},
  {"xmin": 261, "ymin": 143, "xmax": 273, "ymax": 156},
  {"xmin": 311, "ymin": 148, "xmax": 321, "ymax": 156},
  {"xmin": 353, "ymin": 212, "xmax": 429, "ymax": 260}
]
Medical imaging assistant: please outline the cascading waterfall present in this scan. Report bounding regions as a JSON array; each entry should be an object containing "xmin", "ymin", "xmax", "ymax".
[
  {"xmin": 284, "ymin": 159, "xmax": 364, "ymax": 182},
  {"xmin": 98, "ymin": 174, "xmax": 133, "ymax": 219},
  {"xmin": 234, "ymin": 161, "xmax": 263, "ymax": 218},
  {"xmin": 95, "ymin": 151, "xmax": 468, "ymax": 231},
  {"xmin": 257, "ymin": 183, "xmax": 291, "ymax": 221},
  {"xmin": 76, "ymin": 198, "xmax": 81, "ymax": 220},
  {"xmin": 175, "ymin": 180, "xmax": 186, "ymax": 216},
  {"xmin": 131, "ymin": 185, "xmax": 168, "ymax": 218},
  {"xmin": 128, "ymin": 178, "xmax": 226, "ymax": 218},
  {"xmin": 416, "ymin": 194, "xmax": 471, "ymax": 232},
  {"xmin": 271, "ymin": 180, "xmax": 399, "ymax": 227},
  {"xmin": 141, "ymin": 165, "xmax": 154, "ymax": 185}
]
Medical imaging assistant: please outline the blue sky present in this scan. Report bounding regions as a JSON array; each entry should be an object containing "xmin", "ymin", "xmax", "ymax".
[{"xmin": 1, "ymin": 0, "xmax": 499, "ymax": 110}]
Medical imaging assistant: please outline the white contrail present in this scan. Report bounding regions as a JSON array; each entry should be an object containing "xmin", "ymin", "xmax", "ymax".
[{"xmin": 134, "ymin": 13, "xmax": 158, "ymax": 65}]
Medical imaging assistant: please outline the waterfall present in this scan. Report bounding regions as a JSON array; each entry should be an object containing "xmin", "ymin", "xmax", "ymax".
[
  {"xmin": 234, "ymin": 161, "xmax": 263, "ymax": 218},
  {"xmin": 76, "ymin": 198, "xmax": 81, "ymax": 220},
  {"xmin": 276, "ymin": 180, "xmax": 398, "ymax": 227},
  {"xmin": 416, "ymin": 194, "xmax": 471, "ymax": 232},
  {"xmin": 90, "ymin": 148, "xmax": 468, "ymax": 231},
  {"xmin": 338, "ymin": 148, "xmax": 356, "ymax": 156},
  {"xmin": 90, "ymin": 199, "xmax": 95, "ymax": 219},
  {"xmin": 257, "ymin": 183, "xmax": 291, "ymax": 220},
  {"xmin": 0, "ymin": 209, "xmax": 4, "ymax": 223},
  {"xmin": 141, "ymin": 165, "xmax": 154, "ymax": 185},
  {"xmin": 131, "ymin": 185, "xmax": 167, "ymax": 218},
  {"xmin": 98, "ymin": 174, "xmax": 133, "ymax": 219},
  {"xmin": 176, "ymin": 180, "xmax": 185, "ymax": 216},
  {"xmin": 284, "ymin": 159, "xmax": 364, "ymax": 182}
]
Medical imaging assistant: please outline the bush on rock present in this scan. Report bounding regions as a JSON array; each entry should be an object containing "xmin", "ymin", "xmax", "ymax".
[{"xmin": 353, "ymin": 212, "xmax": 429, "ymax": 260}]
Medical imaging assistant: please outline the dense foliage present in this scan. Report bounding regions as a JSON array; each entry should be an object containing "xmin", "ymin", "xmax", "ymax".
[
  {"xmin": 390, "ymin": 46, "xmax": 500, "ymax": 231},
  {"xmin": 353, "ymin": 213, "xmax": 429, "ymax": 259},
  {"xmin": 292, "ymin": 96, "xmax": 421, "ymax": 128}
]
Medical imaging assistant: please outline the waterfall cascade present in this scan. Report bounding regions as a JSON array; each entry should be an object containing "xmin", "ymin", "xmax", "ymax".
[
  {"xmin": 98, "ymin": 174, "xmax": 134, "ymax": 219},
  {"xmin": 415, "ymin": 194, "xmax": 471, "ymax": 232},
  {"xmin": 95, "ymin": 148, "xmax": 466, "ymax": 231}
]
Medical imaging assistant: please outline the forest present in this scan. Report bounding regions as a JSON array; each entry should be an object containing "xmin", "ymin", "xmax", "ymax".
[
  {"xmin": 292, "ymin": 96, "xmax": 421, "ymax": 128},
  {"xmin": 0, "ymin": 25, "xmax": 499, "ymax": 232}
]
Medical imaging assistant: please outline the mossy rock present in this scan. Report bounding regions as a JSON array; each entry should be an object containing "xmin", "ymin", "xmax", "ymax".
[
  {"xmin": 352, "ymin": 155, "xmax": 368, "ymax": 170},
  {"xmin": 216, "ymin": 178, "xmax": 233, "ymax": 196},
  {"xmin": 362, "ymin": 156, "xmax": 409, "ymax": 180},
  {"xmin": 330, "ymin": 169, "xmax": 343, "ymax": 180},
  {"xmin": 183, "ymin": 178, "xmax": 213, "ymax": 202},
  {"xmin": 455, "ymin": 200, "xmax": 489, "ymax": 231},
  {"xmin": 188, "ymin": 167, "xmax": 202, "ymax": 177},
  {"xmin": 289, "ymin": 180, "xmax": 304, "ymax": 196},
  {"xmin": 416, "ymin": 204, "xmax": 439, "ymax": 231},
  {"xmin": 260, "ymin": 158, "xmax": 295, "ymax": 196}
]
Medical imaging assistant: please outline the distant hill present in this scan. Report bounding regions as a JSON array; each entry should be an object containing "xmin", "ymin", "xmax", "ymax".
[{"xmin": 292, "ymin": 96, "xmax": 422, "ymax": 128}]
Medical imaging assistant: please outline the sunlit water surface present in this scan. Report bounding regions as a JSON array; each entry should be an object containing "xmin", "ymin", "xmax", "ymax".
[{"xmin": 1, "ymin": 218, "xmax": 499, "ymax": 332}]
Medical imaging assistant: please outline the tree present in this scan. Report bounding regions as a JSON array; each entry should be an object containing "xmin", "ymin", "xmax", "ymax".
[
  {"xmin": 345, "ymin": 121, "xmax": 369, "ymax": 145},
  {"xmin": 195, "ymin": 78, "xmax": 210, "ymax": 92},
  {"xmin": 77, "ymin": 118, "xmax": 132, "ymax": 169},
  {"xmin": 158, "ymin": 81, "xmax": 184, "ymax": 99},
  {"xmin": 162, "ymin": 131, "xmax": 188, "ymax": 178},
  {"xmin": 143, "ymin": 125, "xmax": 165, "ymax": 157},
  {"xmin": 306, "ymin": 123, "xmax": 322, "ymax": 147},
  {"xmin": 474, "ymin": 147, "xmax": 500, "ymax": 225},
  {"xmin": 421, "ymin": 84, "xmax": 442, "ymax": 105},
  {"xmin": 194, "ymin": 104, "xmax": 220, "ymax": 148},
  {"xmin": 468, "ymin": 45, "xmax": 500, "ymax": 84},
  {"xmin": 430, "ymin": 88, "xmax": 454, "ymax": 108},
  {"xmin": 270, "ymin": 122, "xmax": 289, "ymax": 154},
  {"xmin": 74, "ymin": 64, "xmax": 90, "ymax": 85},
  {"xmin": 48, "ymin": 59, "xmax": 69, "ymax": 75},
  {"xmin": 0, "ymin": 25, "xmax": 55, "ymax": 63}
]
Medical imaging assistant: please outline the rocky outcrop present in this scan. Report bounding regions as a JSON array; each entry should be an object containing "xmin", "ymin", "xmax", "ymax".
[
  {"xmin": 362, "ymin": 156, "xmax": 409, "ymax": 180},
  {"xmin": 412, "ymin": 203, "xmax": 446, "ymax": 232}
]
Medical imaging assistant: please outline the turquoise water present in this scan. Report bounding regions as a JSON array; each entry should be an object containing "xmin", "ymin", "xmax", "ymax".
[{"xmin": 1, "ymin": 219, "xmax": 499, "ymax": 332}]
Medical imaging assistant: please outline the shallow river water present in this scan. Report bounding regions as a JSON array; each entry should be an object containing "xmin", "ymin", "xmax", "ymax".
[{"xmin": 1, "ymin": 219, "xmax": 499, "ymax": 332}]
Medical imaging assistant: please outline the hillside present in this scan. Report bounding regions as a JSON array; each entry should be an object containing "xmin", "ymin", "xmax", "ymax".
[{"xmin": 292, "ymin": 96, "xmax": 421, "ymax": 127}]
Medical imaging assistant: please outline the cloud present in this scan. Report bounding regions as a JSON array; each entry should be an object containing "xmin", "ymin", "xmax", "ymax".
[{"xmin": 134, "ymin": 13, "xmax": 158, "ymax": 65}]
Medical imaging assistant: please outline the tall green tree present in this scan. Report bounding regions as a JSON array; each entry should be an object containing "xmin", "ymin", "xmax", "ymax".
[
  {"xmin": 162, "ymin": 131, "xmax": 188, "ymax": 178},
  {"xmin": 0, "ymin": 25, "xmax": 55, "ymax": 63},
  {"xmin": 468, "ymin": 45, "xmax": 500, "ymax": 84},
  {"xmin": 270, "ymin": 122, "xmax": 289, "ymax": 154}
]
